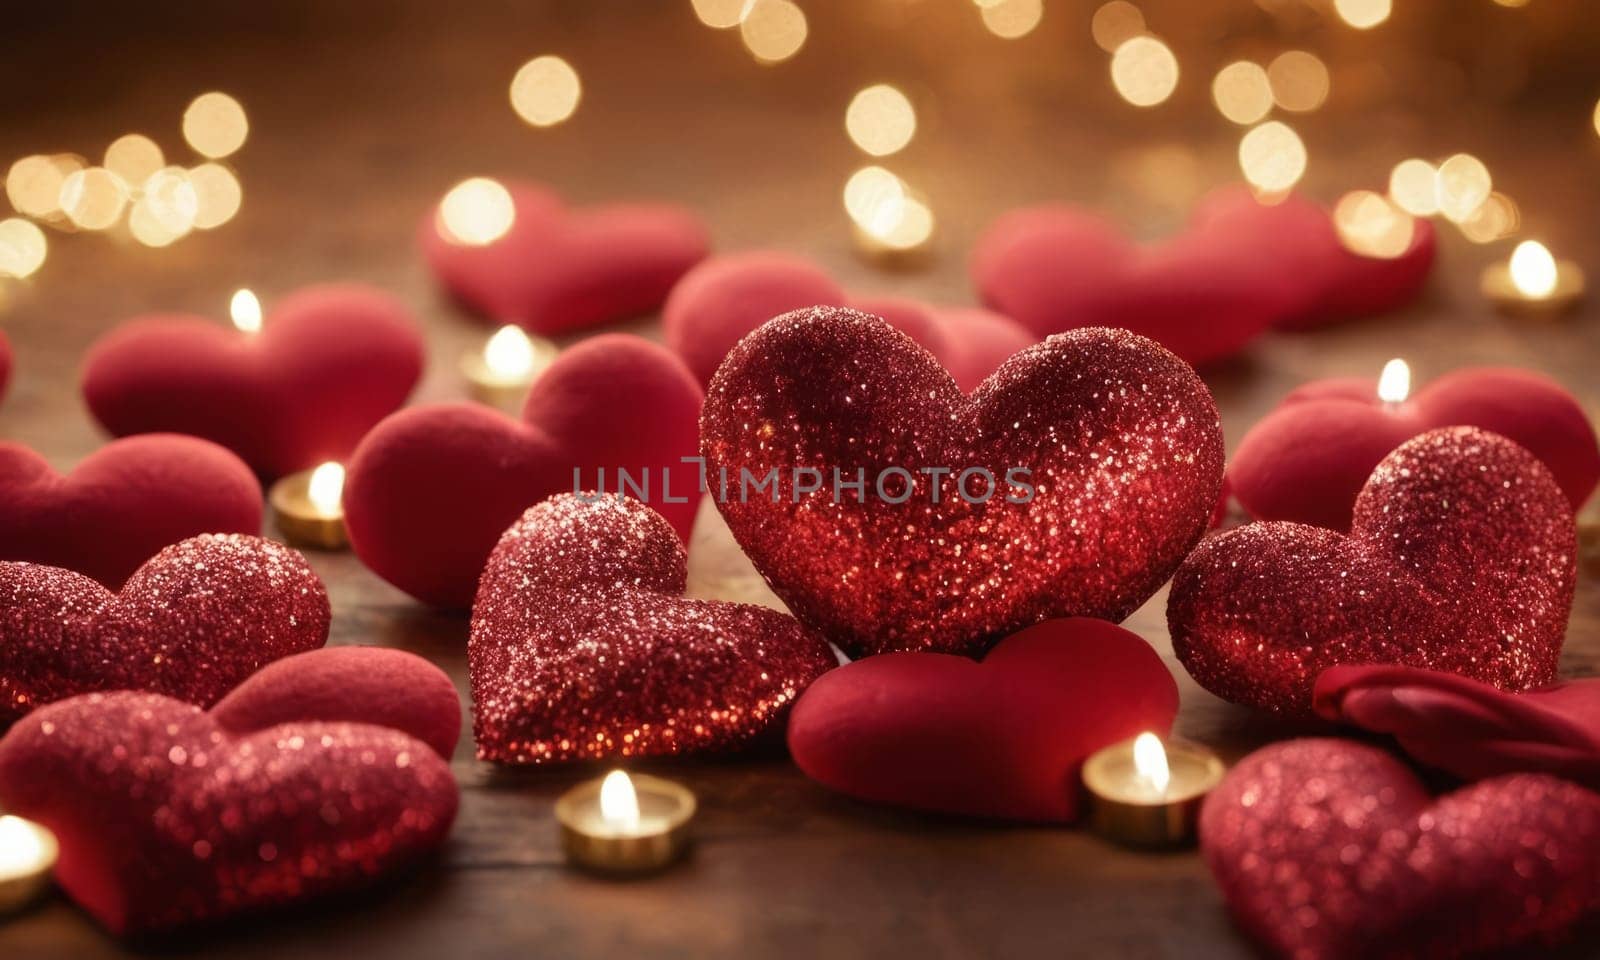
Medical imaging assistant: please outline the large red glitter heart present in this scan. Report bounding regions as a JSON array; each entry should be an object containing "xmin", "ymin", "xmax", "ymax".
[
  {"xmin": 470, "ymin": 493, "xmax": 835, "ymax": 764},
  {"xmin": 0, "ymin": 534, "xmax": 330, "ymax": 726},
  {"xmin": 0, "ymin": 434, "xmax": 262, "ymax": 588},
  {"xmin": 1170, "ymin": 427, "xmax": 1576, "ymax": 716},
  {"xmin": 420, "ymin": 179, "xmax": 708, "ymax": 335},
  {"xmin": 702, "ymin": 307, "xmax": 1224, "ymax": 659},
  {"xmin": 81, "ymin": 284, "xmax": 424, "ymax": 478},
  {"xmin": 345, "ymin": 334, "xmax": 702, "ymax": 608},
  {"xmin": 0, "ymin": 658, "xmax": 459, "ymax": 935},
  {"xmin": 1201, "ymin": 739, "xmax": 1600, "ymax": 959},
  {"xmin": 787, "ymin": 617, "xmax": 1177, "ymax": 822}
]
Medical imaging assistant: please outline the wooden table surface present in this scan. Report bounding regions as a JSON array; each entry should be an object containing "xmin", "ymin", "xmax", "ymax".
[{"xmin": 2, "ymin": 2, "xmax": 1599, "ymax": 956}]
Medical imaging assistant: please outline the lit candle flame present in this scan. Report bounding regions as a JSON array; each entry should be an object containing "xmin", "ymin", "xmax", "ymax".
[
  {"xmin": 599, "ymin": 769, "xmax": 642, "ymax": 832},
  {"xmin": 484, "ymin": 325, "xmax": 536, "ymax": 381},
  {"xmin": 0, "ymin": 815, "xmax": 49, "ymax": 877},
  {"xmin": 1510, "ymin": 240, "xmax": 1559, "ymax": 299},
  {"xmin": 1377, "ymin": 358, "xmax": 1411, "ymax": 405},
  {"xmin": 230, "ymin": 288, "xmax": 262, "ymax": 334},
  {"xmin": 1132, "ymin": 732, "xmax": 1170, "ymax": 796},
  {"xmin": 307, "ymin": 462, "xmax": 345, "ymax": 517}
]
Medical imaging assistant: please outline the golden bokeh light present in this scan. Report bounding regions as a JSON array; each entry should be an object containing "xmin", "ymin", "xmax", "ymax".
[
  {"xmin": 1212, "ymin": 61, "xmax": 1273, "ymax": 125},
  {"xmin": 740, "ymin": 0, "xmax": 808, "ymax": 63},
  {"xmin": 5, "ymin": 154, "xmax": 82, "ymax": 219},
  {"xmin": 1333, "ymin": 190, "xmax": 1415, "ymax": 259},
  {"xmin": 691, "ymin": 0, "xmax": 746, "ymax": 28},
  {"xmin": 128, "ymin": 197, "xmax": 185, "ymax": 247},
  {"xmin": 188, "ymin": 163, "xmax": 243, "ymax": 229},
  {"xmin": 59, "ymin": 167, "xmax": 128, "ymax": 231},
  {"xmin": 876, "ymin": 196, "xmax": 935, "ymax": 251},
  {"xmin": 1458, "ymin": 192, "xmax": 1520, "ymax": 244},
  {"xmin": 0, "ymin": 218, "xmax": 48, "ymax": 279},
  {"xmin": 1111, "ymin": 36, "xmax": 1179, "ymax": 108},
  {"xmin": 1091, "ymin": 1, "xmax": 1145, "ymax": 53},
  {"xmin": 1435, "ymin": 152, "xmax": 1492, "ymax": 223},
  {"xmin": 1387, "ymin": 158, "xmax": 1439, "ymax": 216},
  {"xmin": 1491, "ymin": 0, "xmax": 1531, "ymax": 7},
  {"xmin": 1333, "ymin": 0, "xmax": 1391, "ymax": 29},
  {"xmin": 437, "ymin": 177, "xmax": 516, "ymax": 246},
  {"xmin": 140, "ymin": 167, "xmax": 200, "ymax": 237},
  {"xmin": 843, "ymin": 166, "xmax": 907, "ymax": 236},
  {"xmin": 845, "ymin": 85, "xmax": 917, "ymax": 157},
  {"xmin": 1593, "ymin": 98, "xmax": 1600, "ymax": 138},
  {"xmin": 183, "ymin": 92, "xmax": 249, "ymax": 159},
  {"xmin": 510, "ymin": 56, "xmax": 582, "ymax": 127},
  {"xmin": 104, "ymin": 134, "xmax": 165, "ymax": 187},
  {"xmin": 231, "ymin": 289, "xmax": 263, "ymax": 333},
  {"xmin": 1238, "ymin": 121, "xmax": 1307, "ymax": 192},
  {"xmin": 980, "ymin": 0, "xmax": 1043, "ymax": 39},
  {"xmin": 1267, "ymin": 51, "xmax": 1329, "ymax": 113}
]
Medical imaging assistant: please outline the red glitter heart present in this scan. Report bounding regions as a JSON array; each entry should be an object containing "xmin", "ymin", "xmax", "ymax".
[
  {"xmin": 0, "ymin": 533, "xmax": 330, "ymax": 726},
  {"xmin": 702, "ymin": 307, "xmax": 1224, "ymax": 659},
  {"xmin": 1201, "ymin": 739, "xmax": 1600, "ymax": 959},
  {"xmin": 470, "ymin": 493, "xmax": 836, "ymax": 764},
  {"xmin": 788, "ymin": 617, "xmax": 1178, "ymax": 822},
  {"xmin": 1170, "ymin": 427, "xmax": 1576, "ymax": 716}
]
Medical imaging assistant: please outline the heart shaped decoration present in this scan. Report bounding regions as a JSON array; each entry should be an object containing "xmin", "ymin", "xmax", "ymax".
[
  {"xmin": 0, "ymin": 433, "xmax": 262, "ymax": 588},
  {"xmin": 662, "ymin": 251, "xmax": 1035, "ymax": 390},
  {"xmin": 0, "ymin": 649, "xmax": 460, "ymax": 934},
  {"xmin": 702, "ymin": 307, "xmax": 1224, "ymax": 659},
  {"xmin": 1201, "ymin": 739, "xmax": 1600, "ymax": 959},
  {"xmin": 345, "ymin": 334, "xmax": 702, "ymax": 608},
  {"xmin": 470, "ymin": 493, "xmax": 835, "ymax": 764},
  {"xmin": 81, "ymin": 284, "xmax": 424, "ymax": 478},
  {"xmin": 421, "ymin": 179, "xmax": 709, "ymax": 334},
  {"xmin": 0, "ymin": 533, "xmax": 330, "ymax": 725},
  {"xmin": 788, "ymin": 617, "xmax": 1177, "ymax": 822},
  {"xmin": 1171, "ymin": 427, "xmax": 1576, "ymax": 716}
]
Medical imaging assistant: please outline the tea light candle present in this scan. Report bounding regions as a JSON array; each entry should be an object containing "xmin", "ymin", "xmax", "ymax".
[
  {"xmin": 0, "ymin": 815, "xmax": 58, "ymax": 913},
  {"xmin": 269, "ymin": 461, "xmax": 348, "ymax": 550},
  {"xmin": 1082, "ymin": 733, "xmax": 1225, "ymax": 849},
  {"xmin": 461, "ymin": 324, "xmax": 557, "ymax": 409},
  {"xmin": 1481, "ymin": 240, "xmax": 1585, "ymax": 315},
  {"xmin": 555, "ymin": 769, "xmax": 695, "ymax": 874},
  {"xmin": 230, "ymin": 288, "xmax": 263, "ymax": 334}
]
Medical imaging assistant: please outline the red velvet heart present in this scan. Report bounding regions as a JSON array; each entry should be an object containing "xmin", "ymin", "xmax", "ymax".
[
  {"xmin": 661, "ymin": 251, "xmax": 1035, "ymax": 390},
  {"xmin": 81, "ymin": 284, "xmax": 424, "ymax": 478},
  {"xmin": 420, "ymin": 179, "xmax": 709, "ymax": 334},
  {"xmin": 787, "ymin": 617, "xmax": 1177, "ymax": 822},
  {"xmin": 1171, "ymin": 427, "xmax": 1576, "ymax": 716},
  {"xmin": 0, "ymin": 533, "xmax": 330, "ymax": 726},
  {"xmin": 702, "ymin": 307, "xmax": 1224, "ymax": 659},
  {"xmin": 1201, "ymin": 739, "xmax": 1600, "ymax": 959},
  {"xmin": 1230, "ymin": 367, "xmax": 1599, "ymax": 531},
  {"xmin": 0, "ymin": 433, "xmax": 262, "ymax": 588},
  {"xmin": 345, "ymin": 334, "xmax": 702, "ymax": 608},
  {"xmin": 470, "ymin": 493, "xmax": 835, "ymax": 764},
  {"xmin": 0, "ymin": 677, "xmax": 458, "ymax": 934}
]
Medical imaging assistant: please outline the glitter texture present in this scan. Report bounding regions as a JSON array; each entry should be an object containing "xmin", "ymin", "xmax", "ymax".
[
  {"xmin": 0, "ymin": 691, "xmax": 458, "ymax": 935},
  {"xmin": 1200, "ymin": 739, "xmax": 1600, "ymax": 958},
  {"xmin": 0, "ymin": 533, "xmax": 330, "ymax": 725},
  {"xmin": 469, "ymin": 493, "xmax": 836, "ymax": 764},
  {"xmin": 1170, "ymin": 427, "xmax": 1576, "ymax": 715},
  {"xmin": 701, "ymin": 308, "xmax": 1224, "ymax": 658}
]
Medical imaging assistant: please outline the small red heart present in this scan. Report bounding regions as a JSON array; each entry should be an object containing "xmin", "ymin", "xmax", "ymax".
[
  {"xmin": 420, "ymin": 179, "xmax": 709, "ymax": 334},
  {"xmin": 0, "ymin": 657, "xmax": 459, "ymax": 935},
  {"xmin": 788, "ymin": 618, "xmax": 1177, "ymax": 822},
  {"xmin": 702, "ymin": 307, "xmax": 1223, "ymax": 658},
  {"xmin": 1171, "ymin": 427, "xmax": 1576, "ymax": 716},
  {"xmin": 81, "ymin": 284, "xmax": 424, "ymax": 478},
  {"xmin": 0, "ymin": 533, "xmax": 330, "ymax": 726},
  {"xmin": 1230, "ymin": 367, "xmax": 1600, "ymax": 531},
  {"xmin": 1201, "ymin": 739, "xmax": 1600, "ymax": 959},
  {"xmin": 661, "ymin": 251, "xmax": 1035, "ymax": 390},
  {"xmin": 345, "ymin": 334, "xmax": 702, "ymax": 608},
  {"xmin": 470, "ymin": 494, "xmax": 835, "ymax": 764},
  {"xmin": 0, "ymin": 434, "xmax": 262, "ymax": 588}
]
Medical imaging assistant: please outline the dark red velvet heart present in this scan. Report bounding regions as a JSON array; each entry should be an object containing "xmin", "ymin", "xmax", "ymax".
[
  {"xmin": 702, "ymin": 307, "xmax": 1224, "ymax": 659},
  {"xmin": 81, "ymin": 284, "xmax": 424, "ymax": 478},
  {"xmin": 420, "ymin": 179, "xmax": 709, "ymax": 334},
  {"xmin": 1171, "ymin": 427, "xmax": 1575, "ymax": 717},
  {"xmin": 1201, "ymin": 739, "xmax": 1600, "ymax": 959},
  {"xmin": 0, "ymin": 533, "xmax": 330, "ymax": 726},
  {"xmin": 0, "ymin": 647, "xmax": 460, "ymax": 935},
  {"xmin": 0, "ymin": 433, "xmax": 262, "ymax": 588},
  {"xmin": 1230, "ymin": 367, "xmax": 1599, "ymax": 531},
  {"xmin": 470, "ymin": 493, "xmax": 835, "ymax": 764},
  {"xmin": 661, "ymin": 251, "xmax": 1035, "ymax": 390},
  {"xmin": 787, "ymin": 617, "xmax": 1177, "ymax": 822},
  {"xmin": 345, "ymin": 334, "xmax": 702, "ymax": 608}
]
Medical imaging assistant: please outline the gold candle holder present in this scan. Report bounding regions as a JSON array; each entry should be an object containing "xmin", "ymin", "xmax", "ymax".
[
  {"xmin": 269, "ymin": 461, "xmax": 348, "ymax": 550},
  {"xmin": 555, "ymin": 770, "xmax": 695, "ymax": 875},
  {"xmin": 0, "ymin": 815, "xmax": 58, "ymax": 914},
  {"xmin": 1082, "ymin": 733, "xmax": 1225, "ymax": 849},
  {"xmin": 1481, "ymin": 241, "xmax": 1585, "ymax": 316},
  {"xmin": 461, "ymin": 325, "xmax": 557, "ymax": 409}
]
